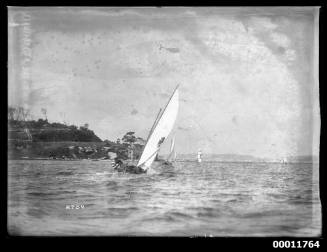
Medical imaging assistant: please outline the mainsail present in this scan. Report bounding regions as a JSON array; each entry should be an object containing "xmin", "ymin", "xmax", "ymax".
[{"xmin": 137, "ymin": 86, "xmax": 179, "ymax": 170}]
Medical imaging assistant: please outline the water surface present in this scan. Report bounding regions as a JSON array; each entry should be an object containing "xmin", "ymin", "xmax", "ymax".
[{"xmin": 8, "ymin": 160, "xmax": 321, "ymax": 236}]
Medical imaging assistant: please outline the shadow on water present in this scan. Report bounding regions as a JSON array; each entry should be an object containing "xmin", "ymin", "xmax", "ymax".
[{"xmin": 55, "ymin": 171, "xmax": 75, "ymax": 176}]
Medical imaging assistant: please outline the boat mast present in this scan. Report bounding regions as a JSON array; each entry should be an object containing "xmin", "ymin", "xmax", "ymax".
[{"xmin": 136, "ymin": 108, "xmax": 162, "ymax": 164}]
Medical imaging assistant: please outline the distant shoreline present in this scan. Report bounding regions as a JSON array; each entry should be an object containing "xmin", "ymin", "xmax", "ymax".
[{"xmin": 7, "ymin": 158, "xmax": 317, "ymax": 164}]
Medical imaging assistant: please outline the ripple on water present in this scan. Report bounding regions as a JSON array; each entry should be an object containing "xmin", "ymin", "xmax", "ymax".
[{"xmin": 7, "ymin": 160, "xmax": 320, "ymax": 236}]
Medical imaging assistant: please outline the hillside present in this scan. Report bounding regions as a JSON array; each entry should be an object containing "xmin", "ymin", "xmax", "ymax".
[
  {"xmin": 8, "ymin": 139, "xmax": 145, "ymax": 160},
  {"xmin": 9, "ymin": 119, "xmax": 102, "ymax": 142},
  {"xmin": 8, "ymin": 117, "xmax": 146, "ymax": 160}
]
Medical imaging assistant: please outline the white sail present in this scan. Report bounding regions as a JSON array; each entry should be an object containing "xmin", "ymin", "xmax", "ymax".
[
  {"xmin": 170, "ymin": 136, "xmax": 175, "ymax": 153},
  {"xmin": 167, "ymin": 136, "xmax": 176, "ymax": 162},
  {"xmin": 197, "ymin": 150, "xmax": 202, "ymax": 163},
  {"xmin": 137, "ymin": 87, "xmax": 179, "ymax": 170}
]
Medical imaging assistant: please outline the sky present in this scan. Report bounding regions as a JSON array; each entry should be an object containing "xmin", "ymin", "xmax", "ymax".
[{"xmin": 8, "ymin": 7, "xmax": 320, "ymax": 158}]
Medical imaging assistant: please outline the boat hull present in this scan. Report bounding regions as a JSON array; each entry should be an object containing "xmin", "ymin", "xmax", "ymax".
[{"xmin": 116, "ymin": 165, "xmax": 147, "ymax": 174}]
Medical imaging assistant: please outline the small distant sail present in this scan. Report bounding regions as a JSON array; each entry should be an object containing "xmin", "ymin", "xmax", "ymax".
[
  {"xmin": 137, "ymin": 86, "xmax": 179, "ymax": 171},
  {"xmin": 166, "ymin": 136, "xmax": 176, "ymax": 162},
  {"xmin": 170, "ymin": 136, "xmax": 175, "ymax": 154},
  {"xmin": 197, "ymin": 149, "xmax": 202, "ymax": 163}
]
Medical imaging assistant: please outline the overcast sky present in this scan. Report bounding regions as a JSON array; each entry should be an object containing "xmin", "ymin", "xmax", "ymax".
[{"xmin": 8, "ymin": 7, "xmax": 320, "ymax": 158}]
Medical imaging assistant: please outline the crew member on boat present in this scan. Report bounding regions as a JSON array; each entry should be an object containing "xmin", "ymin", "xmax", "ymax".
[
  {"xmin": 112, "ymin": 157, "xmax": 146, "ymax": 174},
  {"xmin": 112, "ymin": 157, "xmax": 123, "ymax": 171}
]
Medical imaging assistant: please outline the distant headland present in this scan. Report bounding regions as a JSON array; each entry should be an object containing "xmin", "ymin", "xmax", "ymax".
[{"xmin": 8, "ymin": 106, "xmax": 145, "ymax": 160}]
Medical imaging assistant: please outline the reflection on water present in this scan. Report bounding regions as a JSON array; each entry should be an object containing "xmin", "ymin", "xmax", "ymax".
[{"xmin": 8, "ymin": 160, "xmax": 321, "ymax": 236}]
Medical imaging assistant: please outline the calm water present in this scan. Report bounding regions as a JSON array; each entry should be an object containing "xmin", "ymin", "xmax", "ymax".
[{"xmin": 8, "ymin": 160, "xmax": 321, "ymax": 236}]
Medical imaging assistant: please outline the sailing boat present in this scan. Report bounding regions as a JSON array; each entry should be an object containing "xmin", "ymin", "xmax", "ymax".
[
  {"xmin": 163, "ymin": 136, "xmax": 176, "ymax": 165},
  {"xmin": 281, "ymin": 157, "xmax": 288, "ymax": 164},
  {"xmin": 122, "ymin": 85, "xmax": 179, "ymax": 174},
  {"xmin": 197, "ymin": 149, "xmax": 202, "ymax": 163}
]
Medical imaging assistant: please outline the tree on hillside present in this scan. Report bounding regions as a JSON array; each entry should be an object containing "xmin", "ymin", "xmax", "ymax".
[
  {"xmin": 17, "ymin": 107, "xmax": 24, "ymax": 121},
  {"xmin": 136, "ymin": 137, "xmax": 146, "ymax": 145},
  {"xmin": 16, "ymin": 106, "xmax": 29, "ymax": 121},
  {"xmin": 79, "ymin": 123, "xmax": 89, "ymax": 131},
  {"xmin": 41, "ymin": 108, "xmax": 47, "ymax": 121},
  {"xmin": 122, "ymin": 132, "xmax": 137, "ymax": 160},
  {"xmin": 122, "ymin": 131, "xmax": 136, "ymax": 145},
  {"xmin": 8, "ymin": 107, "xmax": 15, "ymax": 121},
  {"xmin": 8, "ymin": 106, "xmax": 31, "ymax": 122},
  {"xmin": 60, "ymin": 112, "xmax": 69, "ymax": 125},
  {"xmin": 22, "ymin": 108, "xmax": 30, "ymax": 121}
]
